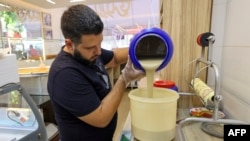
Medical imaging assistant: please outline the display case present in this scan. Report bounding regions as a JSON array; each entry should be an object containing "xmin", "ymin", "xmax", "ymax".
[
  {"xmin": 0, "ymin": 37, "xmax": 63, "ymax": 65},
  {"xmin": 0, "ymin": 83, "xmax": 47, "ymax": 141},
  {"xmin": 0, "ymin": 37, "xmax": 42, "ymax": 60}
]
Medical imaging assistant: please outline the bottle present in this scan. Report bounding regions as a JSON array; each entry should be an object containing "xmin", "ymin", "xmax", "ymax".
[{"xmin": 129, "ymin": 27, "xmax": 174, "ymax": 71}]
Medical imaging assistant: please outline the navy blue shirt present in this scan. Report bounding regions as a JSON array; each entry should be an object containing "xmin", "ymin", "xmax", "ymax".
[{"xmin": 47, "ymin": 47, "xmax": 116, "ymax": 141}]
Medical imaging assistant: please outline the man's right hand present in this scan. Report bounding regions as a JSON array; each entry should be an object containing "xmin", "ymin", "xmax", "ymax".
[{"xmin": 121, "ymin": 56, "xmax": 145, "ymax": 86}]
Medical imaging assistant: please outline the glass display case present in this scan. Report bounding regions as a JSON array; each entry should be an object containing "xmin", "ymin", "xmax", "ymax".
[
  {"xmin": 0, "ymin": 37, "xmax": 43, "ymax": 60},
  {"xmin": 0, "ymin": 37, "xmax": 63, "ymax": 65},
  {"xmin": 0, "ymin": 83, "xmax": 47, "ymax": 141}
]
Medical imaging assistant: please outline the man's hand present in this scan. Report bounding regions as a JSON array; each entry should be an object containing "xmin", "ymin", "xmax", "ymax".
[{"xmin": 121, "ymin": 56, "xmax": 145, "ymax": 86}]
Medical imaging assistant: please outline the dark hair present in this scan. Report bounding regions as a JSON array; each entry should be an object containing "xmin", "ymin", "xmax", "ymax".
[{"xmin": 61, "ymin": 4, "xmax": 104, "ymax": 45}]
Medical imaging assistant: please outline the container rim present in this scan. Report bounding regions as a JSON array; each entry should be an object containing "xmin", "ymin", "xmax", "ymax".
[
  {"xmin": 129, "ymin": 27, "xmax": 174, "ymax": 72},
  {"xmin": 128, "ymin": 88, "xmax": 179, "ymax": 103}
]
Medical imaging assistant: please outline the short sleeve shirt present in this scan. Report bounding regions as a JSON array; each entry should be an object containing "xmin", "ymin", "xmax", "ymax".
[{"xmin": 47, "ymin": 47, "xmax": 116, "ymax": 141}]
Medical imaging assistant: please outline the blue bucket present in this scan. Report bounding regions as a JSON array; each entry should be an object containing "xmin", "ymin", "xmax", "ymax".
[{"xmin": 129, "ymin": 27, "xmax": 174, "ymax": 71}]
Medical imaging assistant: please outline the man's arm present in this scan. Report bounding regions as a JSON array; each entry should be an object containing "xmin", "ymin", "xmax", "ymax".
[
  {"xmin": 105, "ymin": 47, "xmax": 128, "ymax": 68},
  {"xmin": 78, "ymin": 57, "xmax": 145, "ymax": 128}
]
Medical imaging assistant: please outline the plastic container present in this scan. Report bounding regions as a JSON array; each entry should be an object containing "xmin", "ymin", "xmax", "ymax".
[
  {"xmin": 153, "ymin": 80, "xmax": 178, "ymax": 92},
  {"xmin": 128, "ymin": 87, "xmax": 179, "ymax": 141},
  {"xmin": 129, "ymin": 27, "xmax": 174, "ymax": 71}
]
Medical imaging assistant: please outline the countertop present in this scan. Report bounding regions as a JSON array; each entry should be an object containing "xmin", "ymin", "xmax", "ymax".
[
  {"xmin": 120, "ymin": 108, "xmax": 223, "ymax": 141},
  {"xmin": 18, "ymin": 67, "xmax": 49, "ymax": 78}
]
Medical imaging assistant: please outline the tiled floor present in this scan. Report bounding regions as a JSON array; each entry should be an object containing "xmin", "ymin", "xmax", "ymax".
[{"xmin": 113, "ymin": 89, "xmax": 131, "ymax": 141}]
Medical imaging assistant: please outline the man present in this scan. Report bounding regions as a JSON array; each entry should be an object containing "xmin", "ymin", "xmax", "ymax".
[
  {"xmin": 47, "ymin": 4, "xmax": 145, "ymax": 141},
  {"xmin": 28, "ymin": 44, "xmax": 39, "ymax": 58}
]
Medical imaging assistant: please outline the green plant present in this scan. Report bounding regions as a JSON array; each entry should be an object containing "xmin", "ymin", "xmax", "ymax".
[{"xmin": 0, "ymin": 11, "xmax": 23, "ymax": 33}]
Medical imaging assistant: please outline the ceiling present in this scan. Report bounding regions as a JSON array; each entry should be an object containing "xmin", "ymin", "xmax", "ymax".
[{"xmin": 21, "ymin": 0, "xmax": 129, "ymax": 9}]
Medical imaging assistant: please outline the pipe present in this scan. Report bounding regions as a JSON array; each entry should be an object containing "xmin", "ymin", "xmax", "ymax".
[{"xmin": 176, "ymin": 117, "xmax": 247, "ymax": 141}]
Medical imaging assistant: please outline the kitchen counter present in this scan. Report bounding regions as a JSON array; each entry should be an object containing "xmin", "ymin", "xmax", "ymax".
[
  {"xmin": 120, "ymin": 108, "xmax": 223, "ymax": 141},
  {"xmin": 18, "ymin": 66, "xmax": 50, "ymax": 76}
]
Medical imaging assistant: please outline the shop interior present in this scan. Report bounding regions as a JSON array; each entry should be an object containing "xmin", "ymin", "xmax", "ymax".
[
  {"xmin": 0, "ymin": 0, "xmax": 161, "ymax": 140},
  {"xmin": 0, "ymin": 0, "xmax": 250, "ymax": 141}
]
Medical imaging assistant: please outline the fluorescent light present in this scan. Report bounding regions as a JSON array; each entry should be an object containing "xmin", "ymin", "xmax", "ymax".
[
  {"xmin": 70, "ymin": 0, "xmax": 86, "ymax": 3},
  {"xmin": 0, "ymin": 3, "xmax": 10, "ymax": 8},
  {"xmin": 46, "ymin": 0, "xmax": 56, "ymax": 5}
]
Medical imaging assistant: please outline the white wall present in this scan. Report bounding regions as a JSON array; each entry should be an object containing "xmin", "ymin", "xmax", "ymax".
[
  {"xmin": 210, "ymin": 0, "xmax": 250, "ymax": 123},
  {"xmin": 46, "ymin": 0, "xmax": 160, "ymax": 49}
]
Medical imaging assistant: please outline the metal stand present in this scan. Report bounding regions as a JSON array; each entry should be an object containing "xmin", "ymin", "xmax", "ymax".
[{"xmin": 176, "ymin": 33, "xmax": 247, "ymax": 141}]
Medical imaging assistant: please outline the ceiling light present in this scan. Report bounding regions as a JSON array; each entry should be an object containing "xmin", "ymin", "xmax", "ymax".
[
  {"xmin": 0, "ymin": 3, "xmax": 10, "ymax": 8},
  {"xmin": 46, "ymin": 0, "xmax": 56, "ymax": 5},
  {"xmin": 70, "ymin": 0, "xmax": 86, "ymax": 3}
]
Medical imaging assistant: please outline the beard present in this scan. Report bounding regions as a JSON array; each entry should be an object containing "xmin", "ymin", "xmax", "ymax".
[{"xmin": 73, "ymin": 48, "xmax": 97, "ymax": 65}]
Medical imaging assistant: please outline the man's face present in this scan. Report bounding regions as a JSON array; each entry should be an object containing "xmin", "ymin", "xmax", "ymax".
[{"xmin": 73, "ymin": 33, "xmax": 103, "ymax": 63}]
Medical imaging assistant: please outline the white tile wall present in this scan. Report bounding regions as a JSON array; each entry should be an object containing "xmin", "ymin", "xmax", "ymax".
[
  {"xmin": 223, "ymin": 0, "xmax": 250, "ymax": 47},
  {"xmin": 207, "ymin": 0, "xmax": 228, "ymax": 86},
  {"xmin": 210, "ymin": 0, "xmax": 250, "ymax": 123}
]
